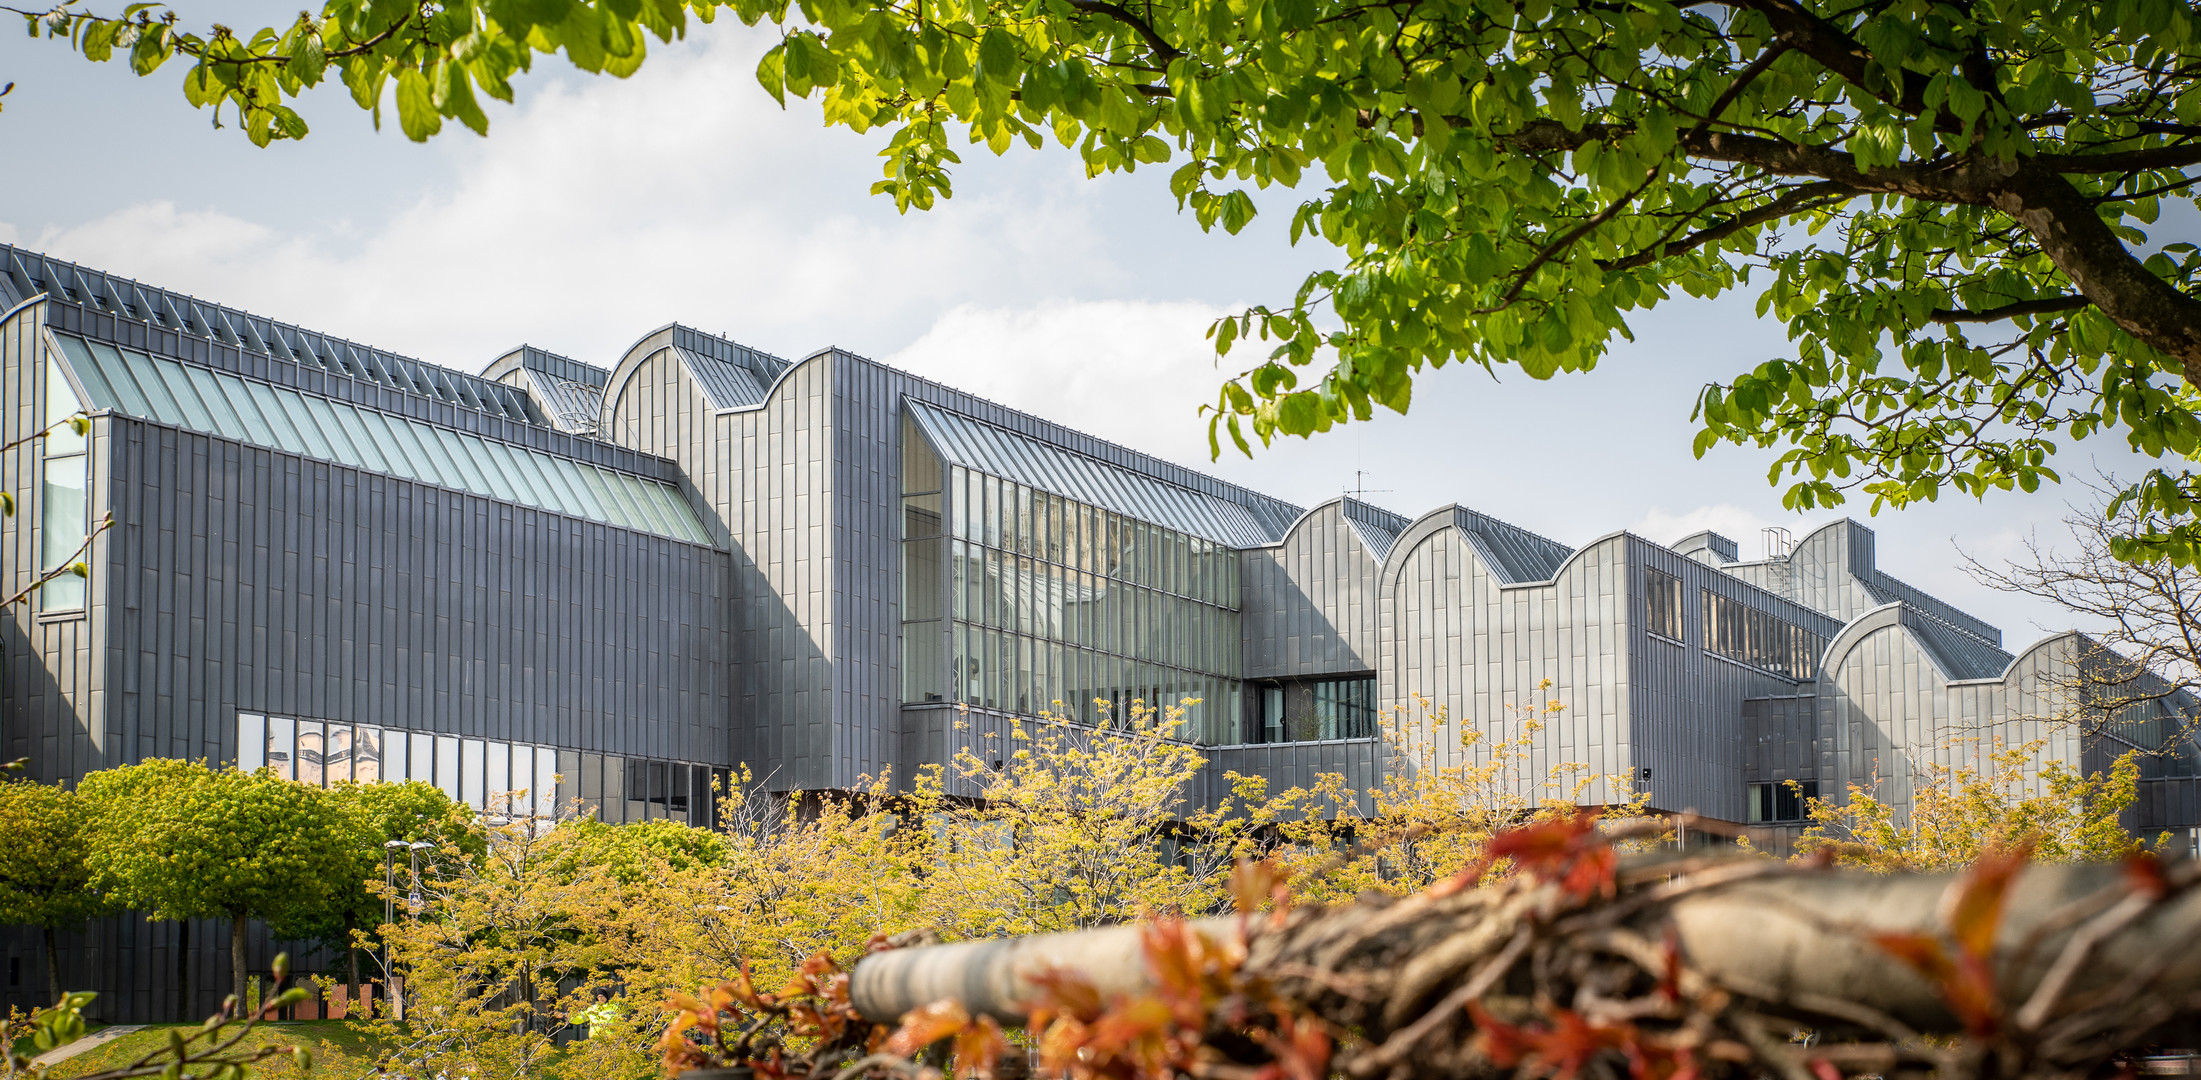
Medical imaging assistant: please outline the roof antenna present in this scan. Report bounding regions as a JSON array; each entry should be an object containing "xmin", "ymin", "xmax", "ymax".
[{"xmin": 1345, "ymin": 470, "xmax": 1392, "ymax": 503}]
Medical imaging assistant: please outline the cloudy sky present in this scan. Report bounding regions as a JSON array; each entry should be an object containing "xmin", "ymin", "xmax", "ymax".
[{"xmin": 0, "ymin": 15, "xmax": 2168, "ymax": 645}]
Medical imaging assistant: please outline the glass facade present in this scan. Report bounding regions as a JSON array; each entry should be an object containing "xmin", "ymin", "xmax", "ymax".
[
  {"xmin": 1246, "ymin": 675, "xmax": 1378, "ymax": 743},
  {"xmin": 900, "ymin": 418, "xmax": 1245, "ymax": 744},
  {"xmin": 40, "ymin": 357, "xmax": 89, "ymax": 611},
  {"xmin": 235, "ymin": 712, "xmax": 723, "ymax": 825},
  {"xmin": 1702, "ymin": 589, "xmax": 1825, "ymax": 680}
]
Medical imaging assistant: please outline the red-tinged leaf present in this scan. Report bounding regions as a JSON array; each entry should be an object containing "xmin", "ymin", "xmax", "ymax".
[
  {"xmin": 1029, "ymin": 968, "xmax": 1106, "ymax": 1022},
  {"xmin": 1470, "ymin": 1003, "xmax": 1631, "ymax": 1080},
  {"xmin": 1809, "ymin": 1059, "xmax": 1843, "ymax": 1080},
  {"xmin": 1468, "ymin": 1002, "xmax": 1534, "ymax": 1067},
  {"xmin": 887, "ymin": 999, "xmax": 974, "ymax": 1056},
  {"xmin": 1624, "ymin": 1040, "xmax": 1697, "ymax": 1080},
  {"xmin": 1260, "ymin": 1011, "xmax": 1332, "ymax": 1080},
  {"xmin": 1871, "ymin": 933, "xmax": 1997, "ymax": 1036},
  {"xmin": 2126, "ymin": 850, "xmax": 2171, "ymax": 899},
  {"xmin": 727, "ymin": 964, "xmax": 765, "ymax": 1009},
  {"xmin": 952, "ymin": 1014, "xmax": 1010, "ymax": 1079},
  {"xmin": 1230, "ymin": 858, "xmax": 1288, "ymax": 915},
  {"xmin": 1484, "ymin": 812, "xmax": 1618, "ymax": 901},
  {"xmin": 1141, "ymin": 919, "xmax": 1221, "ymax": 1024},
  {"xmin": 1657, "ymin": 925, "xmax": 1684, "ymax": 1003},
  {"xmin": 1950, "ymin": 842, "xmax": 2031, "ymax": 961}
]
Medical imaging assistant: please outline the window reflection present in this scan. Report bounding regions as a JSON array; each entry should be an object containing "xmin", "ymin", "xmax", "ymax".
[
  {"xmin": 914, "ymin": 461, "xmax": 1248, "ymax": 743},
  {"xmin": 232, "ymin": 713, "xmax": 716, "ymax": 825}
]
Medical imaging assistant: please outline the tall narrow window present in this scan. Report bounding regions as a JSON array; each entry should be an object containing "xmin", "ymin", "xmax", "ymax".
[
  {"xmin": 40, "ymin": 357, "xmax": 89, "ymax": 611},
  {"xmin": 1644, "ymin": 568, "xmax": 1684, "ymax": 641},
  {"xmin": 900, "ymin": 413, "xmax": 948, "ymax": 703}
]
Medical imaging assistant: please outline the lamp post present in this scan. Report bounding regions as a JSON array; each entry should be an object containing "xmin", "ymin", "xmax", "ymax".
[{"xmin": 382, "ymin": 840, "xmax": 406, "ymax": 1020}]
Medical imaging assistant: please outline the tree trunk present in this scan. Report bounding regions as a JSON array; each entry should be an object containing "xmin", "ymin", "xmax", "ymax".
[
  {"xmin": 850, "ymin": 861, "xmax": 2201, "ymax": 1053},
  {"xmin": 346, "ymin": 913, "xmax": 360, "ymax": 1010},
  {"xmin": 175, "ymin": 918, "xmax": 192, "ymax": 1023},
  {"xmin": 230, "ymin": 913, "xmax": 247, "ymax": 1016},
  {"xmin": 42, "ymin": 924, "xmax": 61, "ymax": 1008}
]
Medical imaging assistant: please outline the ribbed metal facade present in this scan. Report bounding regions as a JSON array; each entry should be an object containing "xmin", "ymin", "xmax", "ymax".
[{"xmin": 1, "ymin": 243, "xmax": 2194, "ymax": 1020}]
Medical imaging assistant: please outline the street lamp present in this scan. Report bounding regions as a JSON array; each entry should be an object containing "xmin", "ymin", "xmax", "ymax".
[
  {"xmin": 382, "ymin": 840, "xmax": 407, "ymax": 1020},
  {"xmin": 381, "ymin": 840, "xmax": 434, "ymax": 1022}
]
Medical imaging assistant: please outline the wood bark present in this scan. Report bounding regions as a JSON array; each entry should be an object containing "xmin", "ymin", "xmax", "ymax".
[{"xmin": 851, "ymin": 861, "xmax": 2201, "ymax": 1049}]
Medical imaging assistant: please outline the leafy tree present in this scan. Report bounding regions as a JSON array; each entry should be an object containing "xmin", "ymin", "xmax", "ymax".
[
  {"xmin": 364, "ymin": 809, "xmax": 612, "ymax": 1080},
  {"xmin": 78, "ymin": 760, "xmax": 357, "ymax": 1017},
  {"xmin": 319, "ymin": 779, "xmax": 478, "ymax": 992},
  {"xmin": 1795, "ymin": 741, "xmax": 2148, "ymax": 871},
  {"xmin": 0, "ymin": 779, "xmax": 106, "ymax": 1006},
  {"xmin": 914, "ymin": 699, "xmax": 1252, "ymax": 937},
  {"xmin": 560, "ymin": 815, "xmax": 730, "ymax": 886},
  {"xmin": 1246, "ymin": 688, "xmax": 1652, "ymax": 905},
  {"xmin": 26, "ymin": 1, "xmax": 2201, "ymax": 556}
]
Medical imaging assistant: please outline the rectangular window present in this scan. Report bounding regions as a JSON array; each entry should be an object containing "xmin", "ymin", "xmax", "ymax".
[
  {"xmin": 324, "ymin": 725, "xmax": 353, "ymax": 785},
  {"xmin": 237, "ymin": 713, "xmax": 267, "ymax": 773},
  {"xmin": 296, "ymin": 721, "xmax": 326, "ymax": 787},
  {"xmin": 579, "ymin": 752, "xmax": 604, "ymax": 818},
  {"xmin": 41, "ymin": 356, "xmax": 91, "ymax": 611},
  {"xmin": 1645, "ymin": 568, "xmax": 1684, "ymax": 641},
  {"xmin": 1702, "ymin": 589, "xmax": 1822, "ymax": 679},
  {"xmin": 412, "ymin": 732, "xmax": 436, "ymax": 783},
  {"xmin": 487, "ymin": 741, "xmax": 511, "ymax": 809},
  {"xmin": 462, "ymin": 739, "xmax": 486, "ymax": 809},
  {"xmin": 1746, "ymin": 780, "xmax": 1820, "ymax": 823},
  {"xmin": 536, "ymin": 747, "xmax": 559, "ymax": 818},
  {"xmin": 436, "ymin": 735, "xmax": 462, "ymax": 801},
  {"xmin": 601, "ymin": 755, "xmax": 626, "ymax": 823},
  {"xmin": 381, "ymin": 728, "xmax": 406, "ymax": 783}
]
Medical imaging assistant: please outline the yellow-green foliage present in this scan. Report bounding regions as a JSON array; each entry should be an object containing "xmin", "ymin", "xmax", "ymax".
[
  {"xmin": 1244, "ymin": 686, "xmax": 1653, "ymax": 905},
  {"xmin": 0, "ymin": 779, "xmax": 104, "ymax": 931},
  {"xmin": 1796, "ymin": 741, "xmax": 2148, "ymax": 871},
  {"xmin": 912, "ymin": 698, "xmax": 1251, "ymax": 937}
]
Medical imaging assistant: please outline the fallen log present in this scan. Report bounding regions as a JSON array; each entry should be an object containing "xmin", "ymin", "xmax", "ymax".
[{"xmin": 850, "ymin": 854, "xmax": 2201, "ymax": 1080}]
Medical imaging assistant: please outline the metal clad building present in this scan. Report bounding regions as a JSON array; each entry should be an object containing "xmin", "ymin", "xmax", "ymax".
[{"xmin": 1, "ymin": 244, "xmax": 2196, "ymax": 1018}]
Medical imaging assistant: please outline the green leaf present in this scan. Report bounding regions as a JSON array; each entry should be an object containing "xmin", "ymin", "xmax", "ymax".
[{"xmin": 394, "ymin": 68, "xmax": 442, "ymax": 142}]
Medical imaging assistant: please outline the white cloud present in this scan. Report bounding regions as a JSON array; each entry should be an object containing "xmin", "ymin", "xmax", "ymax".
[
  {"xmin": 885, "ymin": 299, "xmax": 1242, "ymax": 468},
  {"xmin": 1629, "ymin": 504, "xmax": 1784, "ymax": 555},
  {"xmin": 5, "ymin": 24, "xmax": 1133, "ymax": 373}
]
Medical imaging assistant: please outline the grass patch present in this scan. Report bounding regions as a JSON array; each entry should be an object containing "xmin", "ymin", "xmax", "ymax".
[
  {"xmin": 12, "ymin": 1022, "xmax": 103, "ymax": 1064},
  {"xmin": 45, "ymin": 1020, "xmax": 380, "ymax": 1079}
]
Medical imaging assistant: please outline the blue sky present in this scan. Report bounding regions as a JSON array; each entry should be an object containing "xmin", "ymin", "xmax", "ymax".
[{"xmin": 0, "ymin": 15, "xmax": 2169, "ymax": 646}]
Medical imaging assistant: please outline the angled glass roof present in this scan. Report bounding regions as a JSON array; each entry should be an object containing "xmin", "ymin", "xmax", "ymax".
[
  {"xmin": 905, "ymin": 399, "xmax": 1295, "ymax": 548},
  {"xmin": 50, "ymin": 332, "xmax": 713, "ymax": 545},
  {"xmin": 2, "ymin": 244, "xmax": 546, "ymax": 427}
]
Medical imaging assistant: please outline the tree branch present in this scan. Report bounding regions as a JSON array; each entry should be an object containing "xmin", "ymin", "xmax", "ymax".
[
  {"xmin": 2037, "ymin": 142, "xmax": 2201, "ymax": 174},
  {"xmin": 1929, "ymin": 295, "xmax": 2093, "ymax": 323},
  {"xmin": 1601, "ymin": 180, "xmax": 1857, "ymax": 271},
  {"xmin": 1715, "ymin": 0, "xmax": 1932, "ymax": 116},
  {"xmin": 1063, "ymin": 0, "xmax": 1182, "ymax": 62}
]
